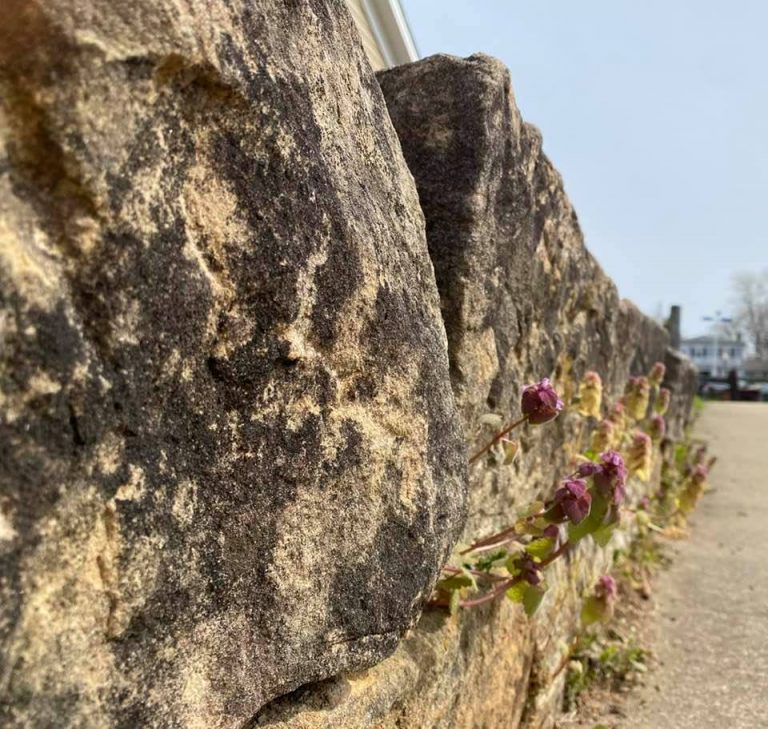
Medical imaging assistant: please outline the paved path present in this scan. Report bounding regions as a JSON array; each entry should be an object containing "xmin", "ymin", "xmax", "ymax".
[{"xmin": 624, "ymin": 402, "xmax": 768, "ymax": 729}]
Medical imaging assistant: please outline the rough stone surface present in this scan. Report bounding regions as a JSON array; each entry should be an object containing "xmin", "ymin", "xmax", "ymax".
[
  {"xmin": 664, "ymin": 346, "xmax": 699, "ymax": 440},
  {"xmin": 0, "ymin": 3, "xmax": 467, "ymax": 727},
  {"xmin": 258, "ymin": 54, "xmax": 699, "ymax": 729}
]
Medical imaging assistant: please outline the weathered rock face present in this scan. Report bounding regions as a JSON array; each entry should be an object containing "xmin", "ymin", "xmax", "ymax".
[
  {"xmin": 664, "ymin": 347, "xmax": 699, "ymax": 440},
  {"xmin": 378, "ymin": 54, "xmax": 676, "ymax": 538},
  {"xmin": 257, "ymin": 54, "xmax": 698, "ymax": 729},
  {"xmin": 0, "ymin": 3, "xmax": 467, "ymax": 726}
]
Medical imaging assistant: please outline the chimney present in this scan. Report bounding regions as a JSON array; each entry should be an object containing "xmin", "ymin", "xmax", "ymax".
[{"xmin": 667, "ymin": 305, "xmax": 681, "ymax": 349}]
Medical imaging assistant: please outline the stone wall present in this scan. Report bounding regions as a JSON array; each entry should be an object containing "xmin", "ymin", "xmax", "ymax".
[
  {"xmin": 256, "ymin": 54, "xmax": 698, "ymax": 729},
  {"xmin": 0, "ymin": 3, "xmax": 697, "ymax": 728},
  {"xmin": 0, "ymin": 2, "xmax": 466, "ymax": 727}
]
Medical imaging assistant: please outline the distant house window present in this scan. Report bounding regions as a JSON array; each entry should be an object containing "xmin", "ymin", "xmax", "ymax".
[
  {"xmin": 702, "ymin": 348, "xmax": 708, "ymax": 357},
  {"xmin": 730, "ymin": 347, "xmax": 737, "ymax": 358}
]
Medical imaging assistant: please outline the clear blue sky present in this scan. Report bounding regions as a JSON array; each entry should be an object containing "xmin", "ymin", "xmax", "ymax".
[{"xmin": 402, "ymin": 0, "xmax": 767, "ymax": 337}]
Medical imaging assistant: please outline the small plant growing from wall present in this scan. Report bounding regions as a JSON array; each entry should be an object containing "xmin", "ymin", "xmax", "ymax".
[
  {"xmin": 431, "ymin": 360, "xmax": 712, "ymax": 616},
  {"xmin": 560, "ymin": 429, "xmax": 714, "ymax": 714}
]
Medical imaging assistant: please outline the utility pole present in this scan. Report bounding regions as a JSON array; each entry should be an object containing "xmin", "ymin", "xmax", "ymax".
[{"xmin": 702, "ymin": 311, "xmax": 733, "ymax": 377}]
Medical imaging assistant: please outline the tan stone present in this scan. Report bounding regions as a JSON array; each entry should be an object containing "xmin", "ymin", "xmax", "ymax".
[
  {"xmin": 0, "ymin": 3, "xmax": 467, "ymax": 726},
  {"xmin": 258, "ymin": 53, "xmax": 698, "ymax": 729}
]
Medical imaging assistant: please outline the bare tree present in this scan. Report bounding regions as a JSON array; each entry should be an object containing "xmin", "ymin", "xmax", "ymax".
[
  {"xmin": 730, "ymin": 271, "xmax": 768, "ymax": 357},
  {"xmin": 712, "ymin": 318, "xmax": 742, "ymax": 342}
]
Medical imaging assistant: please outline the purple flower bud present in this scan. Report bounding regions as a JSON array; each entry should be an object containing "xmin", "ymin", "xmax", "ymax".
[
  {"xmin": 638, "ymin": 495, "xmax": 651, "ymax": 511},
  {"xmin": 578, "ymin": 371, "xmax": 603, "ymax": 418},
  {"xmin": 692, "ymin": 464, "xmax": 708, "ymax": 486},
  {"xmin": 595, "ymin": 575, "xmax": 618, "ymax": 601},
  {"xmin": 649, "ymin": 415, "xmax": 666, "ymax": 441},
  {"xmin": 543, "ymin": 524, "xmax": 561, "ymax": 540},
  {"xmin": 590, "ymin": 419, "xmax": 615, "ymax": 452},
  {"xmin": 517, "ymin": 553, "xmax": 542, "ymax": 585},
  {"xmin": 593, "ymin": 451, "xmax": 628, "ymax": 505},
  {"xmin": 648, "ymin": 361, "xmax": 666, "ymax": 387},
  {"xmin": 625, "ymin": 376, "xmax": 650, "ymax": 421},
  {"xmin": 607, "ymin": 400, "xmax": 625, "ymax": 426},
  {"xmin": 654, "ymin": 387, "xmax": 671, "ymax": 415},
  {"xmin": 521, "ymin": 378, "xmax": 564, "ymax": 425},
  {"xmin": 550, "ymin": 478, "xmax": 593, "ymax": 525},
  {"xmin": 576, "ymin": 461, "xmax": 601, "ymax": 477},
  {"xmin": 627, "ymin": 431, "xmax": 653, "ymax": 482}
]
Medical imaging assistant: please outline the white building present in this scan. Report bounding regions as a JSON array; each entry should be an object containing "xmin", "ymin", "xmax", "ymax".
[
  {"xmin": 680, "ymin": 335, "xmax": 747, "ymax": 378},
  {"xmin": 345, "ymin": 0, "xmax": 419, "ymax": 71}
]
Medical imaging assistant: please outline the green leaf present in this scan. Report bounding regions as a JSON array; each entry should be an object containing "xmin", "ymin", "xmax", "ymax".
[
  {"xmin": 674, "ymin": 443, "xmax": 689, "ymax": 467},
  {"xmin": 523, "ymin": 584, "xmax": 546, "ymax": 616},
  {"xmin": 599, "ymin": 645, "xmax": 619, "ymax": 663},
  {"xmin": 525, "ymin": 537, "xmax": 556, "ymax": 559},
  {"xmin": 473, "ymin": 549, "xmax": 508, "ymax": 572},
  {"xmin": 449, "ymin": 589, "xmax": 461, "ymax": 616},
  {"xmin": 523, "ymin": 501, "xmax": 546, "ymax": 517},
  {"xmin": 568, "ymin": 490, "xmax": 608, "ymax": 543},
  {"xmin": 437, "ymin": 574, "xmax": 473, "ymax": 592},
  {"xmin": 503, "ymin": 440, "xmax": 519, "ymax": 464},
  {"xmin": 592, "ymin": 520, "xmax": 618, "ymax": 547},
  {"xmin": 514, "ymin": 517, "xmax": 542, "ymax": 535},
  {"xmin": 506, "ymin": 581, "xmax": 527, "ymax": 603},
  {"xmin": 581, "ymin": 596, "xmax": 607, "ymax": 626},
  {"xmin": 505, "ymin": 555, "xmax": 520, "ymax": 574}
]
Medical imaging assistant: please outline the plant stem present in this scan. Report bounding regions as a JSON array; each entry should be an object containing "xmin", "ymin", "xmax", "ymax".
[
  {"xmin": 469, "ymin": 414, "xmax": 529, "ymax": 464},
  {"xmin": 441, "ymin": 566, "xmax": 509, "ymax": 583},
  {"xmin": 457, "ymin": 542, "xmax": 572, "ymax": 609},
  {"xmin": 539, "ymin": 540, "xmax": 572, "ymax": 568},
  {"xmin": 460, "ymin": 525, "xmax": 519, "ymax": 555},
  {"xmin": 459, "ymin": 575, "xmax": 524, "ymax": 608},
  {"xmin": 550, "ymin": 636, "xmax": 580, "ymax": 681},
  {"xmin": 459, "ymin": 510, "xmax": 546, "ymax": 556}
]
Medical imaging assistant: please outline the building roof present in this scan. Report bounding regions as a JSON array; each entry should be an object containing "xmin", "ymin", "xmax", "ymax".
[
  {"xmin": 681, "ymin": 335, "xmax": 744, "ymax": 347},
  {"xmin": 346, "ymin": 0, "xmax": 419, "ymax": 70}
]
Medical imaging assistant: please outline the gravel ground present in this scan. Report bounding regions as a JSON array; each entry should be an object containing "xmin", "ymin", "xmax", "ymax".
[{"xmin": 622, "ymin": 402, "xmax": 768, "ymax": 728}]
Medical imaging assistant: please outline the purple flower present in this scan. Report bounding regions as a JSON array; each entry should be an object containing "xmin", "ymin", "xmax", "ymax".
[
  {"xmin": 692, "ymin": 464, "xmax": 708, "ymax": 486},
  {"xmin": 627, "ymin": 431, "xmax": 653, "ymax": 482},
  {"xmin": 608, "ymin": 400, "xmax": 625, "ymax": 425},
  {"xmin": 638, "ymin": 495, "xmax": 651, "ymax": 511},
  {"xmin": 543, "ymin": 524, "xmax": 561, "ymax": 541},
  {"xmin": 550, "ymin": 479, "xmax": 593, "ymax": 525},
  {"xmin": 576, "ymin": 461, "xmax": 601, "ymax": 478},
  {"xmin": 649, "ymin": 415, "xmax": 666, "ymax": 441},
  {"xmin": 590, "ymin": 418, "xmax": 615, "ymax": 452},
  {"xmin": 521, "ymin": 378, "xmax": 564, "ymax": 425},
  {"xmin": 578, "ymin": 371, "xmax": 603, "ymax": 418},
  {"xmin": 625, "ymin": 376, "xmax": 650, "ymax": 420},
  {"xmin": 648, "ymin": 361, "xmax": 666, "ymax": 387},
  {"xmin": 593, "ymin": 451, "xmax": 628, "ymax": 505},
  {"xmin": 654, "ymin": 387, "xmax": 671, "ymax": 415},
  {"xmin": 595, "ymin": 575, "xmax": 618, "ymax": 600},
  {"xmin": 517, "ymin": 554, "xmax": 542, "ymax": 585}
]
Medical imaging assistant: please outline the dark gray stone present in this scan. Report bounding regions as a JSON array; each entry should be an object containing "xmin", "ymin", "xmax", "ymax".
[
  {"xmin": 0, "ymin": 3, "xmax": 466, "ymax": 726},
  {"xmin": 377, "ymin": 54, "xmax": 679, "ymax": 537},
  {"xmin": 245, "ymin": 51, "xmax": 701, "ymax": 729}
]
